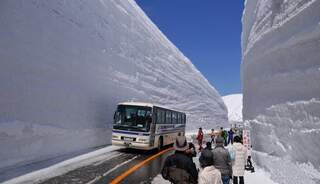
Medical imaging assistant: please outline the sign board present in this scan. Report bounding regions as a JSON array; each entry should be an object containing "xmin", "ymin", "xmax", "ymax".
[{"xmin": 242, "ymin": 129, "xmax": 251, "ymax": 150}]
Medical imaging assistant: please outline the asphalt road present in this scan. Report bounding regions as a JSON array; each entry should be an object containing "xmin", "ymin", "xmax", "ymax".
[{"xmin": 39, "ymin": 146, "xmax": 174, "ymax": 184}]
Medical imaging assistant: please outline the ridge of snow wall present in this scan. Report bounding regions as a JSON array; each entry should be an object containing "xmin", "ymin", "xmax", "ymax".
[{"xmin": 0, "ymin": 0, "xmax": 227, "ymax": 173}]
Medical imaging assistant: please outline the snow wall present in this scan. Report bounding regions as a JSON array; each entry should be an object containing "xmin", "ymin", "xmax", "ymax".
[
  {"xmin": 242, "ymin": 0, "xmax": 320, "ymax": 183},
  {"xmin": 222, "ymin": 94, "xmax": 243, "ymax": 123},
  {"xmin": 0, "ymin": 0, "xmax": 228, "ymax": 176}
]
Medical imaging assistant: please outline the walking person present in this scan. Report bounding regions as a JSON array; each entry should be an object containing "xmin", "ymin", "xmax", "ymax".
[
  {"xmin": 220, "ymin": 127, "xmax": 228, "ymax": 146},
  {"xmin": 227, "ymin": 128, "xmax": 234, "ymax": 145},
  {"xmin": 210, "ymin": 129, "xmax": 216, "ymax": 145},
  {"xmin": 212, "ymin": 136, "xmax": 233, "ymax": 184},
  {"xmin": 198, "ymin": 149, "xmax": 222, "ymax": 184},
  {"xmin": 197, "ymin": 127, "xmax": 204, "ymax": 151},
  {"xmin": 232, "ymin": 136, "xmax": 248, "ymax": 184},
  {"xmin": 161, "ymin": 136, "xmax": 198, "ymax": 184},
  {"xmin": 219, "ymin": 127, "xmax": 224, "ymax": 137}
]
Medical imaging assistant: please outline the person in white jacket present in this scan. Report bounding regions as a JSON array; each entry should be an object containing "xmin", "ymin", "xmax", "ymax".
[
  {"xmin": 198, "ymin": 149, "xmax": 222, "ymax": 184},
  {"xmin": 232, "ymin": 136, "xmax": 247, "ymax": 184}
]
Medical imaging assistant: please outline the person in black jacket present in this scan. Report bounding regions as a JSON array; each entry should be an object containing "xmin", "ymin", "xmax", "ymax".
[
  {"xmin": 161, "ymin": 136, "xmax": 198, "ymax": 184},
  {"xmin": 204, "ymin": 141, "xmax": 212, "ymax": 151},
  {"xmin": 186, "ymin": 142, "xmax": 197, "ymax": 158},
  {"xmin": 212, "ymin": 136, "xmax": 232, "ymax": 184}
]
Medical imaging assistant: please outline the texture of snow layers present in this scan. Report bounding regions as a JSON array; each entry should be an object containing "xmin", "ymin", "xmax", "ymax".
[
  {"xmin": 0, "ymin": 0, "xmax": 227, "ymax": 173},
  {"xmin": 253, "ymin": 151, "xmax": 320, "ymax": 184},
  {"xmin": 222, "ymin": 94, "xmax": 243, "ymax": 123},
  {"xmin": 242, "ymin": 0, "xmax": 320, "ymax": 119},
  {"xmin": 242, "ymin": 0, "xmax": 320, "ymax": 183},
  {"xmin": 247, "ymin": 99, "xmax": 320, "ymax": 183}
]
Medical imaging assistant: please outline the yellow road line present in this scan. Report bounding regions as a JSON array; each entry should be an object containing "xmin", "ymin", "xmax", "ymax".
[{"xmin": 110, "ymin": 147, "xmax": 173, "ymax": 184}]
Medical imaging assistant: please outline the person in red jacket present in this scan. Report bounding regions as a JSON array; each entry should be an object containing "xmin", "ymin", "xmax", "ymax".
[{"xmin": 197, "ymin": 127, "xmax": 204, "ymax": 150}]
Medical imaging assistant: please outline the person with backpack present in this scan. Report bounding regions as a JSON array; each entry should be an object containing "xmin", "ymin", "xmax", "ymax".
[
  {"xmin": 198, "ymin": 149, "xmax": 222, "ymax": 184},
  {"xmin": 232, "ymin": 136, "xmax": 248, "ymax": 184},
  {"xmin": 161, "ymin": 136, "xmax": 198, "ymax": 184},
  {"xmin": 197, "ymin": 127, "xmax": 204, "ymax": 151},
  {"xmin": 220, "ymin": 127, "xmax": 228, "ymax": 146},
  {"xmin": 219, "ymin": 127, "xmax": 223, "ymax": 137},
  {"xmin": 212, "ymin": 136, "xmax": 233, "ymax": 184}
]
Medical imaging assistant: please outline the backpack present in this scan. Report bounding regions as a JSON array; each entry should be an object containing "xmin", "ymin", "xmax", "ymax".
[
  {"xmin": 227, "ymin": 146, "xmax": 236, "ymax": 161},
  {"xmin": 221, "ymin": 131, "xmax": 225, "ymax": 138}
]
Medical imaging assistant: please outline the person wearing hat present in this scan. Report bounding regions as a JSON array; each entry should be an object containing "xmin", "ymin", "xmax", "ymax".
[
  {"xmin": 161, "ymin": 136, "xmax": 198, "ymax": 184},
  {"xmin": 212, "ymin": 136, "xmax": 233, "ymax": 184},
  {"xmin": 186, "ymin": 142, "xmax": 197, "ymax": 158},
  {"xmin": 204, "ymin": 141, "xmax": 212, "ymax": 151},
  {"xmin": 199, "ymin": 149, "xmax": 222, "ymax": 184}
]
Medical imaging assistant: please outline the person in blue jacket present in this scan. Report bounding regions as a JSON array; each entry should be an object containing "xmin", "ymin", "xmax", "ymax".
[{"xmin": 227, "ymin": 128, "xmax": 234, "ymax": 145}]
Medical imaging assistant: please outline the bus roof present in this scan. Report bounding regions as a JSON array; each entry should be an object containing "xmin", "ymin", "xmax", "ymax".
[
  {"xmin": 117, "ymin": 102, "xmax": 185, "ymax": 114},
  {"xmin": 118, "ymin": 102, "xmax": 154, "ymax": 107}
]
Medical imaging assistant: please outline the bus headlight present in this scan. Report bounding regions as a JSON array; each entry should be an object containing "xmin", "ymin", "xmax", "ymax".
[{"xmin": 112, "ymin": 135, "xmax": 119, "ymax": 139}]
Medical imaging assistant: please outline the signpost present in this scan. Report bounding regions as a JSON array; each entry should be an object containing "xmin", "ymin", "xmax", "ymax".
[{"xmin": 242, "ymin": 129, "xmax": 251, "ymax": 150}]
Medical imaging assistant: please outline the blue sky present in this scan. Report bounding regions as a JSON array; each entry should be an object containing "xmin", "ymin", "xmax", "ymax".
[{"xmin": 136, "ymin": 0, "xmax": 245, "ymax": 96}]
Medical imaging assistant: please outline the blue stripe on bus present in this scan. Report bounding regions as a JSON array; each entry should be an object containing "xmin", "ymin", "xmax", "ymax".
[
  {"xmin": 113, "ymin": 128, "xmax": 185, "ymax": 136},
  {"xmin": 112, "ymin": 130, "xmax": 150, "ymax": 136}
]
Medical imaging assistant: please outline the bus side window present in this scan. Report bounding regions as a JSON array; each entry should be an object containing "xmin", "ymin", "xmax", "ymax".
[
  {"xmin": 178, "ymin": 113, "xmax": 181, "ymax": 124},
  {"xmin": 156, "ymin": 109, "xmax": 160, "ymax": 124},
  {"xmin": 157, "ymin": 109, "xmax": 164, "ymax": 124},
  {"xmin": 161, "ymin": 110, "xmax": 165, "ymax": 124},
  {"xmin": 172, "ymin": 112, "xmax": 177, "ymax": 124},
  {"xmin": 182, "ymin": 114, "xmax": 186, "ymax": 124},
  {"xmin": 166, "ymin": 111, "xmax": 171, "ymax": 124}
]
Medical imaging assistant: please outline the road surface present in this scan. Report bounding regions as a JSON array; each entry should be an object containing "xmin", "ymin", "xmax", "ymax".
[{"xmin": 39, "ymin": 147, "xmax": 174, "ymax": 184}]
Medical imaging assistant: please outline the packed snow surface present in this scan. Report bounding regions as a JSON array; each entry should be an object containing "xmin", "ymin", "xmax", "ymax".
[
  {"xmin": 0, "ymin": 0, "xmax": 227, "ymax": 178},
  {"xmin": 242, "ymin": 0, "xmax": 320, "ymax": 183},
  {"xmin": 152, "ymin": 169, "xmax": 278, "ymax": 184},
  {"xmin": 222, "ymin": 94, "xmax": 243, "ymax": 123}
]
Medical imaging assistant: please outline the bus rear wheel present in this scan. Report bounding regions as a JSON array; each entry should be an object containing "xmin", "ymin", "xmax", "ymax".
[{"xmin": 158, "ymin": 137, "xmax": 163, "ymax": 151}]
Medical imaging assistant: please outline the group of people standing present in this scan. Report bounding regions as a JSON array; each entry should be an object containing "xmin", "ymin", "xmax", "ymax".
[
  {"xmin": 161, "ymin": 127, "xmax": 251, "ymax": 184},
  {"xmin": 204, "ymin": 127, "xmax": 241, "ymax": 149}
]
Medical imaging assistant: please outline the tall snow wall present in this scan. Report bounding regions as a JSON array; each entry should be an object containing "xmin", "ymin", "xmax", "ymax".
[
  {"xmin": 242, "ymin": 0, "xmax": 320, "ymax": 183},
  {"xmin": 0, "ymin": 0, "xmax": 228, "ymax": 175}
]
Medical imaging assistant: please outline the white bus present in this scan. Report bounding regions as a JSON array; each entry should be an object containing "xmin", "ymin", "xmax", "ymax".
[{"xmin": 112, "ymin": 102, "xmax": 186, "ymax": 150}]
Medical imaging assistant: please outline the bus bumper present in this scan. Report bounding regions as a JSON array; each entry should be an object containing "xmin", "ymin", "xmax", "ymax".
[{"xmin": 112, "ymin": 139, "xmax": 153, "ymax": 150}]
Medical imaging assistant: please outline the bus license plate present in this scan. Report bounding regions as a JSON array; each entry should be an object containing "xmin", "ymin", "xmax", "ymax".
[
  {"xmin": 124, "ymin": 142, "xmax": 131, "ymax": 147},
  {"xmin": 123, "ymin": 137, "xmax": 134, "ymax": 141}
]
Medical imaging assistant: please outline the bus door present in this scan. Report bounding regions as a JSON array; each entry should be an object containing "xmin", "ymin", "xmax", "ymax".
[
  {"xmin": 149, "ymin": 110, "xmax": 157, "ymax": 147},
  {"xmin": 149, "ymin": 122, "xmax": 156, "ymax": 147}
]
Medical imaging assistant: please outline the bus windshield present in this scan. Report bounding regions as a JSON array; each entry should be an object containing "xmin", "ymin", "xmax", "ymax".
[{"xmin": 113, "ymin": 105, "xmax": 152, "ymax": 132}]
